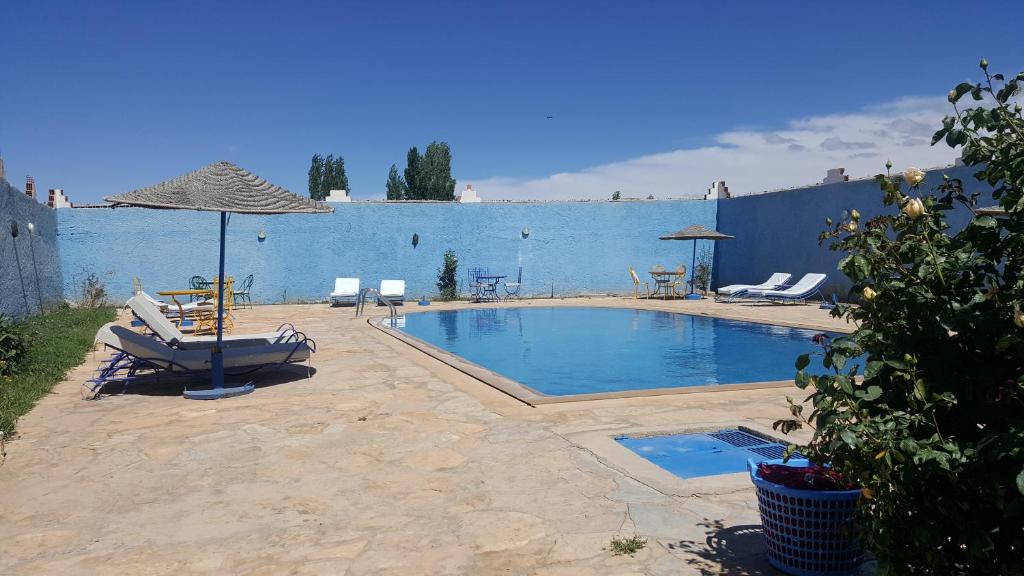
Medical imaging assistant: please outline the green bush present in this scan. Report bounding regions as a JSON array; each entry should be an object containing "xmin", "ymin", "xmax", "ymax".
[
  {"xmin": 436, "ymin": 250, "xmax": 459, "ymax": 301},
  {"xmin": 0, "ymin": 316, "xmax": 28, "ymax": 377},
  {"xmin": 776, "ymin": 61, "xmax": 1024, "ymax": 574}
]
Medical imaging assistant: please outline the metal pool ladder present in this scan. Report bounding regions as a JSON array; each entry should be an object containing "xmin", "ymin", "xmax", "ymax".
[{"xmin": 355, "ymin": 287, "xmax": 397, "ymax": 319}]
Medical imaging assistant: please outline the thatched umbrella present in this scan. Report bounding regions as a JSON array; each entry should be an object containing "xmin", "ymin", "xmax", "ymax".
[
  {"xmin": 659, "ymin": 224, "xmax": 734, "ymax": 300},
  {"xmin": 106, "ymin": 161, "xmax": 333, "ymax": 399}
]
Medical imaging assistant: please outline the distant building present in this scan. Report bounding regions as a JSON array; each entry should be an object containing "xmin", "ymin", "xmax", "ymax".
[
  {"xmin": 458, "ymin": 184, "xmax": 481, "ymax": 203},
  {"xmin": 0, "ymin": 155, "xmax": 5, "ymax": 180},
  {"xmin": 703, "ymin": 181, "xmax": 730, "ymax": 200},
  {"xmin": 25, "ymin": 176, "xmax": 35, "ymax": 199},
  {"xmin": 325, "ymin": 189, "xmax": 350, "ymax": 203},
  {"xmin": 823, "ymin": 167, "xmax": 850, "ymax": 184},
  {"xmin": 48, "ymin": 188, "xmax": 73, "ymax": 208}
]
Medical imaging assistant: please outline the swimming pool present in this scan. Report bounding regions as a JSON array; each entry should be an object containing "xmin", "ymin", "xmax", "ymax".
[{"xmin": 392, "ymin": 307, "xmax": 832, "ymax": 398}]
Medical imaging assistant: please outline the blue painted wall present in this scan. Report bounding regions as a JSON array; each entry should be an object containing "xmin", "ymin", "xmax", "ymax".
[
  {"xmin": 0, "ymin": 178, "xmax": 63, "ymax": 319},
  {"xmin": 58, "ymin": 201, "xmax": 717, "ymax": 303},
  {"xmin": 713, "ymin": 165, "xmax": 995, "ymax": 299}
]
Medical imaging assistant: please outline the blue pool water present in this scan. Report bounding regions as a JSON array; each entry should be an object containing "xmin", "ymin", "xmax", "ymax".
[
  {"xmin": 396, "ymin": 307, "xmax": 832, "ymax": 396},
  {"xmin": 618, "ymin": 429, "xmax": 798, "ymax": 479}
]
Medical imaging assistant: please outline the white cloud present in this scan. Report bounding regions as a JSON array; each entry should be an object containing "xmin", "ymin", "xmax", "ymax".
[{"xmin": 471, "ymin": 96, "xmax": 960, "ymax": 200}]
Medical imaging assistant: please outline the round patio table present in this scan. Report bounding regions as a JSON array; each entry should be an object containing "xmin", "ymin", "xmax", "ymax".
[
  {"xmin": 648, "ymin": 270, "xmax": 686, "ymax": 299},
  {"xmin": 475, "ymin": 275, "xmax": 506, "ymax": 302},
  {"xmin": 157, "ymin": 289, "xmax": 218, "ymax": 333}
]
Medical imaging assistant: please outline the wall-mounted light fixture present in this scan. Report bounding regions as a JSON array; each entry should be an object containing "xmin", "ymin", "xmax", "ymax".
[
  {"xmin": 521, "ymin": 226, "xmax": 530, "ymax": 239},
  {"xmin": 27, "ymin": 222, "xmax": 34, "ymax": 234},
  {"xmin": 257, "ymin": 227, "xmax": 266, "ymax": 242},
  {"xmin": 10, "ymin": 221, "xmax": 18, "ymax": 238},
  {"xmin": 412, "ymin": 233, "xmax": 419, "ymax": 248}
]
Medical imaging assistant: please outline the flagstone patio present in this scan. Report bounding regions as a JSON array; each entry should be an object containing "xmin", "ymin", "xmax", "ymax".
[{"xmin": 0, "ymin": 297, "xmax": 855, "ymax": 575}]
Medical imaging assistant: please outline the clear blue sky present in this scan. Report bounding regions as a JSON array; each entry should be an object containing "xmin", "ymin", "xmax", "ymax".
[{"xmin": 2, "ymin": 0, "xmax": 1023, "ymax": 202}]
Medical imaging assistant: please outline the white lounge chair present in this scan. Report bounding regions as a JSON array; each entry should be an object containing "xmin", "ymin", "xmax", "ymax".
[
  {"xmin": 740, "ymin": 273, "xmax": 828, "ymax": 304},
  {"xmin": 717, "ymin": 273, "xmax": 792, "ymax": 300},
  {"xmin": 135, "ymin": 290, "xmax": 172, "ymax": 313},
  {"xmin": 329, "ymin": 277, "xmax": 360, "ymax": 306},
  {"xmin": 379, "ymin": 279, "xmax": 405, "ymax": 305},
  {"xmin": 126, "ymin": 295, "xmax": 299, "ymax": 349},
  {"xmin": 95, "ymin": 323, "xmax": 312, "ymax": 373}
]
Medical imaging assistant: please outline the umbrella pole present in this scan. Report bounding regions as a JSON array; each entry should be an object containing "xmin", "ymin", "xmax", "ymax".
[
  {"xmin": 186, "ymin": 211, "xmax": 253, "ymax": 399},
  {"xmin": 686, "ymin": 239, "xmax": 701, "ymax": 300},
  {"xmin": 212, "ymin": 211, "xmax": 227, "ymax": 390}
]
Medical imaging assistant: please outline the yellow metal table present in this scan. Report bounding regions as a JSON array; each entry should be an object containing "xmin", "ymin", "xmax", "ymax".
[{"xmin": 157, "ymin": 289, "xmax": 224, "ymax": 334}]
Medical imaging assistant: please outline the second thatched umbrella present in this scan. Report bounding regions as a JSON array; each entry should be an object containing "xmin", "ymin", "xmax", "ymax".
[
  {"xmin": 659, "ymin": 224, "xmax": 734, "ymax": 300},
  {"xmin": 106, "ymin": 161, "xmax": 333, "ymax": 399}
]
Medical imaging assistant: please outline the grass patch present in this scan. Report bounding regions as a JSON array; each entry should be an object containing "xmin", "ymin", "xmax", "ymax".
[
  {"xmin": 608, "ymin": 534, "xmax": 647, "ymax": 556},
  {"xmin": 0, "ymin": 305, "xmax": 116, "ymax": 437}
]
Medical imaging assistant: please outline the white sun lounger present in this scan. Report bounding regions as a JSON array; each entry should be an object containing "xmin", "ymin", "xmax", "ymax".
[
  {"xmin": 740, "ymin": 273, "xmax": 828, "ymax": 304},
  {"xmin": 94, "ymin": 322, "xmax": 311, "ymax": 373},
  {"xmin": 717, "ymin": 273, "xmax": 792, "ymax": 300},
  {"xmin": 329, "ymin": 277, "xmax": 360, "ymax": 306},
  {"xmin": 127, "ymin": 295, "xmax": 299, "ymax": 349},
  {"xmin": 379, "ymin": 279, "xmax": 405, "ymax": 304}
]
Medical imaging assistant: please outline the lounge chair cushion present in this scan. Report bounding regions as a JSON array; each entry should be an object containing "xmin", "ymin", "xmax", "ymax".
[
  {"xmin": 380, "ymin": 280, "xmax": 405, "ymax": 298},
  {"xmin": 718, "ymin": 273, "xmax": 792, "ymax": 296},
  {"xmin": 747, "ymin": 273, "xmax": 827, "ymax": 299},
  {"xmin": 330, "ymin": 277, "xmax": 359, "ymax": 297}
]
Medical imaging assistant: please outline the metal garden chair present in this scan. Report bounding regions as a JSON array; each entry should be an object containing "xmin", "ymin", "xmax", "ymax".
[
  {"xmin": 504, "ymin": 266, "xmax": 523, "ymax": 298},
  {"xmin": 189, "ymin": 275, "xmax": 209, "ymax": 302},
  {"xmin": 234, "ymin": 274, "xmax": 254, "ymax": 309},
  {"xmin": 468, "ymin": 267, "xmax": 488, "ymax": 301}
]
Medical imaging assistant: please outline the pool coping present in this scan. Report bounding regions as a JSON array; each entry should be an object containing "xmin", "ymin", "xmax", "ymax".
[{"xmin": 369, "ymin": 304, "xmax": 824, "ymax": 406}]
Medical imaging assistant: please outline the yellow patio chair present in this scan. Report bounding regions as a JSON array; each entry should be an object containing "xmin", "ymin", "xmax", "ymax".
[
  {"xmin": 672, "ymin": 265, "xmax": 688, "ymax": 297},
  {"xmin": 628, "ymin": 267, "xmax": 650, "ymax": 299}
]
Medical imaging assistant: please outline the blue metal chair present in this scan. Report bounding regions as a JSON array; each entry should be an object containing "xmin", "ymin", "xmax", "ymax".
[
  {"xmin": 504, "ymin": 266, "xmax": 522, "ymax": 298},
  {"xmin": 468, "ymin": 267, "xmax": 488, "ymax": 301}
]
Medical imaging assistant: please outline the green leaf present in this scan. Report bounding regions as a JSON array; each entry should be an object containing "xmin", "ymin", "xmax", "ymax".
[
  {"xmin": 860, "ymin": 386, "xmax": 883, "ymax": 401},
  {"xmin": 864, "ymin": 360, "xmax": 885, "ymax": 379},
  {"xmin": 795, "ymin": 354, "xmax": 810, "ymax": 371},
  {"xmin": 973, "ymin": 215, "xmax": 997, "ymax": 228},
  {"xmin": 840, "ymin": 429, "xmax": 857, "ymax": 447},
  {"xmin": 1017, "ymin": 470, "xmax": 1024, "ymax": 496},
  {"xmin": 913, "ymin": 379, "xmax": 927, "ymax": 401}
]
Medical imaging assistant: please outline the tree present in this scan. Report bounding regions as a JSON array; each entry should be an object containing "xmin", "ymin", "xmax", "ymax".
[
  {"xmin": 320, "ymin": 154, "xmax": 335, "ymax": 198},
  {"xmin": 611, "ymin": 191, "xmax": 621, "ymax": 201},
  {"xmin": 404, "ymin": 147, "xmax": 423, "ymax": 200},
  {"xmin": 309, "ymin": 154, "xmax": 349, "ymax": 199},
  {"xmin": 774, "ymin": 61, "xmax": 1024, "ymax": 574},
  {"xmin": 331, "ymin": 156, "xmax": 349, "ymax": 195},
  {"xmin": 436, "ymin": 250, "xmax": 459, "ymax": 300},
  {"xmin": 386, "ymin": 164, "xmax": 406, "ymax": 200},
  {"xmin": 422, "ymin": 141, "xmax": 456, "ymax": 201},
  {"xmin": 307, "ymin": 154, "xmax": 324, "ymax": 200}
]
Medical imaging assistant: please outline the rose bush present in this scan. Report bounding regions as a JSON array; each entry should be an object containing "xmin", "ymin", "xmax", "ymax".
[{"xmin": 775, "ymin": 61, "xmax": 1024, "ymax": 574}]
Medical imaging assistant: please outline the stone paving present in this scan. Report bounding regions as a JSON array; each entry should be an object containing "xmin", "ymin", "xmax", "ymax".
[{"xmin": 0, "ymin": 297, "xmax": 854, "ymax": 575}]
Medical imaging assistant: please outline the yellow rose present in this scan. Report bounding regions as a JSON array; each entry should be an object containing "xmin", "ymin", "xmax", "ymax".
[
  {"xmin": 850, "ymin": 209, "xmax": 860, "ymax": 221},
  {"xmin": 903, "ymin": 167, "xmax": 926, "ymax": 187},
  {"xmin": 845, "ymin": 222, "xmax": 858, "ymax": 233},
  {"xmin": 902, "ymin": 197, "xmax": 926, "ymax": 219},
  {"xmin": 1015, "ymin": 306, "xmax": 1024, "ymax": 329},
  {"xmin": 863, "ymin": 287, "xmax": 877, "ymax": 301}
]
